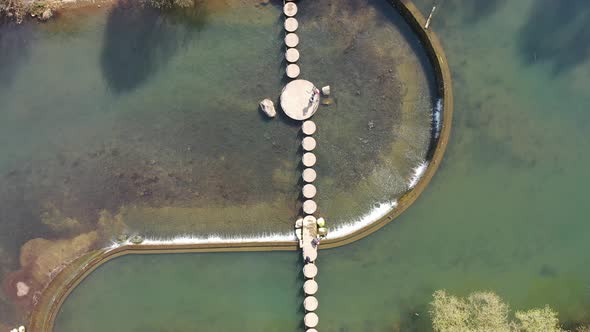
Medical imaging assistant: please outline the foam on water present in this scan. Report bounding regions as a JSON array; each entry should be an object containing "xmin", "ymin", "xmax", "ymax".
[
  {"xmin": 326, "ymin": 200, "xmax": 398, "ymax": 239},
  {"xmin": 106, "ymin": 202, "xmax": 399, "ymax": 248},
  {"xmin": 107, "ymin": 232, "xmax": 297, "ymax": 249},
  {"xmin": 433, "ymin": 98, "xmax": 443, "ymax": 138},
  {"xmin": 407, "ymin": 160, "xmax": 429, "ymax": 189}
]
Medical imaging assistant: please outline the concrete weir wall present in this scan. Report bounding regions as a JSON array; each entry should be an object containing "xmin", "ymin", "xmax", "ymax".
[{"xmin": 29, "ymin": 1, "xmax": 453, "ymax": 330}]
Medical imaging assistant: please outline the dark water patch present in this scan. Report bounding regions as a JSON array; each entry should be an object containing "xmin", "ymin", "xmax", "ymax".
[
  {"xmin": 539, "ymin": 264, "xmax": 558, "ymax": 278},
  {"xmin": 518, "ymin": 0, "xmax": 590, "ymax": 74},
  {"xmin": 100, "ymin": 0, "xmax": 208, "ymax": 94},
  {"xmin": 439, "ymin": 0, "xmax": 506, "ymax": 24},
  {"xmin": 0, "ymin": 18, "xmax": 33, "ymax": 88}
]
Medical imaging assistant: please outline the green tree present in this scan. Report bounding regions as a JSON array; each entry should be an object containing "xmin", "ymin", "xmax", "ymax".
[
  {"xmin": 430, "ymin": 290, "xmax": 565, "ymax": 332},
  {"xmin": 514, "ymin": 306, "xmax": 562, "ymax": 332}
]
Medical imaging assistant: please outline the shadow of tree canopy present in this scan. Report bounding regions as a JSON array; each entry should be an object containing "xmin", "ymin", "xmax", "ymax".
[
  {"xmin": 518, "ymin": 0, "xmax": 590, "ymax": 74},
  {"xmin": 0, "ymin": 18, "xmax": 32, "ymax": 88},
  {"xmin": 100, "ymin": 0, "xmax": 209, "ymax": 94},
  {"xmin": 438, "ymin": 0, "xmax": 506, "ymax": 23}
]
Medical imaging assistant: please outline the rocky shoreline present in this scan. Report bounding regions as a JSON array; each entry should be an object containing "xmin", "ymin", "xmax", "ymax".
[{"xmin": 1, "ymin": 0, "xmax": 115, "ymax": 23}]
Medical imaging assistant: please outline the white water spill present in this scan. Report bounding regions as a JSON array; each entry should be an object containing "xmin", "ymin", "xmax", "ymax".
[
  {"xmin": 106, "ymin": 202, "xmax": 399, "ymax": 248},
  {"xmin": 108, "ymin": 232, "xmax": 297, "ymax": 248},
  {"xmin": 407, "ymin": 160, "xmax": 429, "ymax": 189},
  {"xmin": 326, "ymin": 200, "xmax": 398, "ymax": 239},
  {"xmin": 433, "ymin": 98, "xmax": 443, "ymax": 138}
]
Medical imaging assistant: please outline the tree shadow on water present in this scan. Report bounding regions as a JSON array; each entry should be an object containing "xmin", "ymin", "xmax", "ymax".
[
  {"xmin": 518, "ymin": 0, "xmax": 590, "ymax": 74},
  {"xmin": 441, "ymin": 0, "xmax": 507, "ymax": 24},
  {"xmin": 0, "ymin": 18, "xmax": 33, "ymax": 88},
  {"xmin": 100, "ymin": 0, "xmax": 209, "ymax": 94}
]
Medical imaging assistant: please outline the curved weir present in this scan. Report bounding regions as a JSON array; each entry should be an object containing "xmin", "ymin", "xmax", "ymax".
[{"xmin": 8, "ymin": 0, "xmax": 454, "ymax": 330}]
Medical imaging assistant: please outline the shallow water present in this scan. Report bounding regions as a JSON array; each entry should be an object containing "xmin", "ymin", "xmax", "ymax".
[
  {"xmin": 0, "ymin": 0, "xmax": 435, "ymax": 327},
  {"xmin": 52, "ymin": 0, "xmax": 590, "ymax": 331}
]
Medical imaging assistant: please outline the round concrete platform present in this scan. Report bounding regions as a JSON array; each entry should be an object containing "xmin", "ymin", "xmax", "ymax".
[
  {"xmin": 285, "ymin": 18, "xmax": 299, "ymax": 32},
  {"xmin": 303, "ymin": 280, "xmax": 318, "ymax": 295},
  {"xmin": 284, "ymin": 2, "xmax": 297, "ymax": 16},
  {"xmin": 285, "ymin": 33, "xmax": 299, "ymax": 47},
  {"xmin": 286, "ymin": 64, "xmax": 300, "ymax": 79},
  {"xmin": 303, "ymin": 200, "xmax": 317, "ymax": 214},
  {"xmin": 302, "ymin": 152, "xmax": 316, "ymax": 167},
  {"xmin": 280, "ymin": 80, "xmax": 320, "ymax": 121},
  {"xmin": 302, "ymin": 168, "xmax": 317, "ymax": 182},
  {"xmin": 304, "ymin": 296, "xmax": 319, "ymax": 311},
  {"xmin": 286, "ymin": 48, "xmax": 300, "ymax": 63},
  {"xmin": 306, "ymin": 248, "xmax": 318, "ymax": 261},
  {"xmin": 304, "ymin": 312, "xmax": 319, "ymax": 328},
  {"xmin": 302, "ymin": 136, "xmax": 316, "ymax": 151},
  {"xmin": 303, "ymin": 263, "xmax": 318, "ymax": 278},
  {"xmin": 302, "ymin": 120, "xmax": 316, "ymax": 135},
  {"xmin": 303, "ymin": 215, "xmax": 316, "ymax": 226},
  {"xmin": 302, "ymin": 184, "xmax": 317, "ymax": 198}
]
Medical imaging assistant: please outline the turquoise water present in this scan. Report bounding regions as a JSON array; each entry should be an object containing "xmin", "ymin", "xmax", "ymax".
[
  {"xmin": 53, "ymin": 0, "xmax": 590, "ymax": 331},
  {"xmin": 0, "ymin": 0, "xmax": 435, "ymax": 328},
  {"xmin": 6, "ymin": 0, "xmax": 590, "ymax": 332}
]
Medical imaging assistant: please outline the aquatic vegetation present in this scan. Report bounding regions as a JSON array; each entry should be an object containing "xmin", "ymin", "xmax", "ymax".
[{"xmin": 40, "ymin": 203, "xmax": 83, "ymax": 235}]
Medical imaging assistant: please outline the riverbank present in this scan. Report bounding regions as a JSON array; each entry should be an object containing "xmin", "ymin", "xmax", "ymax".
[{"xmin": 0, "ymin": 0, "xmax": 113, "ymax": 23}]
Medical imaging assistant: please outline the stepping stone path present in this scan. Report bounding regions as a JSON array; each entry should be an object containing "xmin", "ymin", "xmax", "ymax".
[{"xmin": 264, "ymin": 2, "xmax": 327, "ymax": 329}]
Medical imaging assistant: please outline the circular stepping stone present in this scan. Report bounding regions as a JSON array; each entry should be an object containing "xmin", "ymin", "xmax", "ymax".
[
  {"xmin": 302, "ymin": 184, "xmax": 317, "ymax": 198},
  {"xmin": 304, "ymin": 312, "xmax": 319, "ymax": 328},
  {"xmin": 284, "ymin": 2, "xmax": 297, "ymax": 16},
  {"xmin": 303, "ymin": 215, "xmax": 316, "ymax": 226},
  {"xmin": 302, "ymin": 152, "xmax": 316, "ymax": 167},
  {"xmin": 304, "ymin": 296, "xmax": 319, "ymax": 311},
  {"xmin": 302, "ymin": 136, "xmax": 316, "ymax": 151},
  {"xmin": 303, "ymin": 280, "xmax": 318, "ymax": 295},
  {"xmin": 303, "ymin": 264, "xmax": 318, "ymax": 278},
  {"xmin": 280, "ymin": 80, "xmax": 320, "ymax": 121},
  {"xmin": 285, "ymin": 18, "xmax": 298, "ymax": 32},
  {"xmin": 302, "ymin": 120, "xmax": 316, "ymax": 135},
  {"xmin": 285, "ymin": 48, "xmax": 300, "ymax": 63},
  {"xmin": 307, "ymin": 248, "xmax": 318, "ymax": 261},
  {"xmin": 303, "ymin": 200, "xmax": 317, "ymax": 214},
  {"xmin": 285, "ymin": 33, "xmax": 299, "ymax": 47},
  {"xmin": 306, "ymin": 330, "xmax": 318, "ymax": 332},
  {"xmin": 286, "ymin": 64, "xmax": 300, "ymax": 79},
  {"xmin": 302, "ymin": 168, "xmax": 317, "ymax": 182}
]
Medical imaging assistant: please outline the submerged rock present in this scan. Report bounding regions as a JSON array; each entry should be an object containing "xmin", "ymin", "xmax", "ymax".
[
  {"xmin": 321, "ymin": 97, "xmax": 334, "ymax": 106},
  {"xmin": 116, "ymin": 234, "xmax": 129, "ymax": 243},
  {"xmin": 259, "ymin": 98, "xmax": 276, "ymax": 118},
  {"xmin": 130, "ymin": 235, "xmax": 144, "ymax": 244},
  {"xmin": 16, "ymin": 282, "xmax": 29, "ymax": 297}
]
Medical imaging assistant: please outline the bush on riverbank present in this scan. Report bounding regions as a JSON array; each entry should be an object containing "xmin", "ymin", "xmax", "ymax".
[
  {"xmin": 1, "ymin": 0, "xmax": 55, "ymax": 23},
  {"xmin": 0, "ymin": 0, "xmax": 26, "ymax": 22},
  {"xmin": 146, "ymin": 0, "xmax": 194, "ymax": 9},
  {"xmin": 430, "ymin": 290, "xmax": 565, "ymax": 332}
]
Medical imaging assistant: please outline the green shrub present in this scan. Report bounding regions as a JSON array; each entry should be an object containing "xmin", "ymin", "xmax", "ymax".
[{"xmin": 430, "ymin": 290, "xmax": 565, "ymax": 332}]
